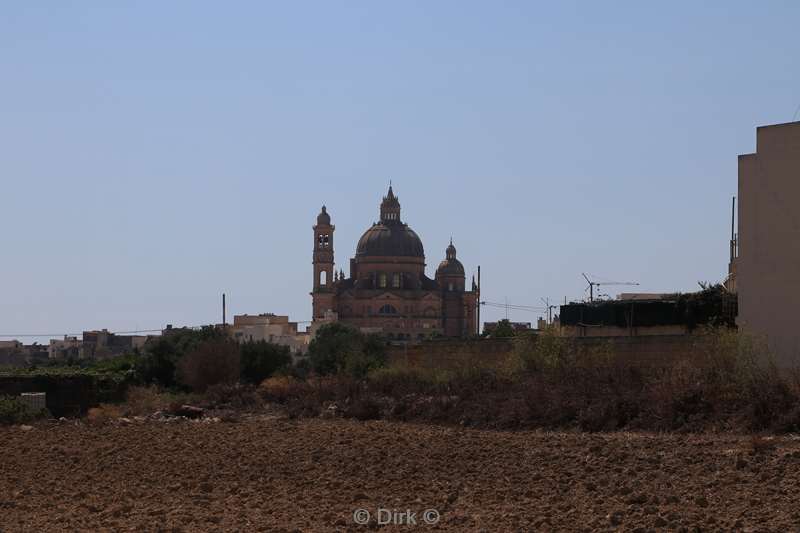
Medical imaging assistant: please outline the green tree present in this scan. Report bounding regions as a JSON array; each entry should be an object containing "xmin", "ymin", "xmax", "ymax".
[
  {"xmin": 176, "ymin": 339, "xmax": 240, "ymax": 393},
  {"xmin": 239, "ymin": 341, "xmax": 292, "ymax": 384},
  {"xmin": 134, "ymin": 326, "xmax": 224, "ymax": 388},
  {"xmin": 492, "ymin": 319, "xmax": 516, "ymax": 338},
  {"xmin": 308, "ymin": 323, "xmax": 386, "ymax": 378}
]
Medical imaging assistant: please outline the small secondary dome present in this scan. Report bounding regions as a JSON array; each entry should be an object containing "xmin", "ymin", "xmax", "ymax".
[{"xmin": 436, "ymin": 239, "xmax": 465, "ymax": 276}]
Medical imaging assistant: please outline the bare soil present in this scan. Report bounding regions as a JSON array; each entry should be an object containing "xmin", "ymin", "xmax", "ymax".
[{"xmin": 2, "ymin": 414, "xmax": 800, "ymax": 532}]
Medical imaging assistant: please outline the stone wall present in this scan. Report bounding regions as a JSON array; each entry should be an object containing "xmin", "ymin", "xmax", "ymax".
[
  {"xmin": 386, "ymin": 338, "xmax": 513, "ymax": 369},
  {"xmin": 386, "ymin": 334, "xmax": 703, "ymax": 370},
  {"xmin": 571, "ymin": 335, "xmax": 704, "ymax": 366},
  {"xmin": 0, "ymin": 375, "xmax": 128, "ymax": 417}
]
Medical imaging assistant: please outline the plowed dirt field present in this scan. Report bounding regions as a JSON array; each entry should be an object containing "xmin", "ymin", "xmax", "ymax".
[{"xmin": 2, "ymin": 415, "xmax": 799, "ymax": 532}]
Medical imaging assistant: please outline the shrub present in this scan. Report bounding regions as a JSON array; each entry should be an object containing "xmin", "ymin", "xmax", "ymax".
[
  {"xmin": 203, "ymin": 383, "xmax": 262, "ymax": 409},
  {"xmin": 239, "ymin": 341, "xmax": 292, "ymax": 384},
  {"xmin": 514, "ymin": 329, "xmax": 574, "ymax": 373},
  {"xmin": 366, "ymin": 366, "xmax": 449, "ymax": 396},
  {"xmin": 86, "ymin": 404, "xmax": 123, "ymax": 424},
  {"xmin": 0, "ymin": 395, "xmax": 46, "ymax": 425},
  {"xmin": 176, "ymin": 339, "xmax": 240, "ymax": 392},
  {"xmin": 91, "ymin": 353, "xmax": 140, "ymax": 374},
  {"xmin": 123, "ymin": 385, "xmax": 196, "ymax": 416},
  {"xmin": 347, "ymin": 397, "xmax": 382, "ymax": 420},
  {"xmin": 260, "ymin": 375, "xmax": 304, "ymax": 401}
]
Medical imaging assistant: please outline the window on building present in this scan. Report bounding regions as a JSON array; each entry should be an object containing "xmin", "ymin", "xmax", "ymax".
[
  {"xmin": 448, "ymin": 282, "xmax": 454, "ymax": 291},
  {"xmin": 378, "ymin": 273, "xmax": 387, "ymax": 288},
  {"xmin": 320, "ymin": 270, "xmax": 327, "ymax": 286},
  {"xmin": 392, "ymin": 273, "xmax": 401, "ymax": 288},
  {"xmin": 379, "ymin": 304, "xmax": 398, "ymax": 315}
]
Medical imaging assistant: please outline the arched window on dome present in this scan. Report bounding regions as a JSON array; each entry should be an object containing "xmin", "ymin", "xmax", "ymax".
[
  {"xmin": 378, "ymin": 273, "xmax": 387, "ymax": 288},
  {"xmin": 392, "ymin": 273, "xmax": 401, "ymax": 288},
  {"xmin": 378, "ymin": 304, "xmax": 398, "ymax": 316}
]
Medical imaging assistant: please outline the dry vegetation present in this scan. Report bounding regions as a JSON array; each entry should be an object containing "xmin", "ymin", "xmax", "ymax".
[
  {"xmin": 261, "ymin": 329, "xmax": 800, "ymax": 434},
  {"xmin": 81, "ymin": 328, "xmax": 800, "ymax": 434}
]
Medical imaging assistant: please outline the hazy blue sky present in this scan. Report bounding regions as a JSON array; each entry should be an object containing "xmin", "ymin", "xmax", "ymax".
[{"xmin": 1, "ymin": 2, "xmax": 798, "ymax": 340}]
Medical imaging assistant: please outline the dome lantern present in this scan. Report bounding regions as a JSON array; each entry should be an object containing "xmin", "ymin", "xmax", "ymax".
[
  {"xmin": 436, "ymin": 239, "xmax": 465, "ymax": 280},
  {"xmin": 446, "ymin": 238, "xmax": 457, "ymax": 260},
  {"xmin": 380, "ymin": 183, "xmax": 401, "ymax": 224},
  {"xmin": 316, "ymin": 205, "xmax": 331, "ymax": 226}
]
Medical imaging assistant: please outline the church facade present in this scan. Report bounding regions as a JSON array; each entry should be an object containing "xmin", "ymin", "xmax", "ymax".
[{"xmin": 311, "ymin": 186, "xmax": 479, "ymax": 339}]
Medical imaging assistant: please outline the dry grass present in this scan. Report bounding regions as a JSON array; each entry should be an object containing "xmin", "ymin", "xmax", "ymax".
[
  {"xmin": 270, "ymin": 328, "xmax": 800, "ymax": 433},
  {"xmin": 259, "ymin": 376, "xmax": 304, "ymax": 400},
  {"xmin": 86, "ymin": 404, "xmax": 123, "ymax": 424}
]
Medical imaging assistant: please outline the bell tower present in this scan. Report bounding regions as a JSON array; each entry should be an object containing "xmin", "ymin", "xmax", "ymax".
[{"xmin": 312, "ymin": 206, "xmax": 335, "ymax": 319}]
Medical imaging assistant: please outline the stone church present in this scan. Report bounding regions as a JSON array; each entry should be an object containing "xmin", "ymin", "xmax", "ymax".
[{"xmin": 311, "ymin": 186, "xmax": 479, "ymax": 339}]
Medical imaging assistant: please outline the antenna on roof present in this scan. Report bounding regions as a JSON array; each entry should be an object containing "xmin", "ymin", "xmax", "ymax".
[
  {"xmin": 582, "ymin": 273, "xmax": 639, "ymax": 302},
  {"xmin": 730, "ymin": 196, "xmax": 738, "ymax": 264}
]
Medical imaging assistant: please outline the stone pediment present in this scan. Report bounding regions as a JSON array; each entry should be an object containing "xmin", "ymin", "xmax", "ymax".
[{"xmin": 376, "ymin": 292, "xmax": 402, "ymax": 300}]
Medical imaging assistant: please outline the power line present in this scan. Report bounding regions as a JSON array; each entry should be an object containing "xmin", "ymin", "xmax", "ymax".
[
  {"xmin": 0, "ymin": 327, "xmax": 197, "ymax": 338},
  {"xmin": 0, "ymin": 319, "xmax": 317, "ymax": 339},
  {"xmin": 480, "ymin": 300, "xmax": 548, "ymax": 313}
]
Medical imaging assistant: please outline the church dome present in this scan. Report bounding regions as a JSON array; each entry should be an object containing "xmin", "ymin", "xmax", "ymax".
[
  {"xmin": 436, "ymin": 258, "xmax": 464, "ymax": 277},
  {"xmin": 435, "ymin": 239, "xmax": 464, "ymax": 277},
  {"xmin": 356, "ymin": 223, "xmax": 424, "ymax": 258}
]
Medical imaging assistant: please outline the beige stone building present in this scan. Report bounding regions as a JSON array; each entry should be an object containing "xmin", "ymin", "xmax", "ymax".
[
  {"xmin": 737, "ymin": 120, "xmax": 800, "ymax": 365},
  {"xmin": 48, "ymin": 336, "xmax": 82, "ymax": 359},
  {"xmin": 228, "ymin": 314, "xmax": 310, "ymax": 355}
]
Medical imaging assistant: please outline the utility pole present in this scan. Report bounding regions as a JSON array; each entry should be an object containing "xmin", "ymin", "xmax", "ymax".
[
  {"xmin": 540, "ymin": 297, "xmax": 557, "ymax": 324},
  {"xmin": 476, "ymin": 265, "xmax": 481, "ymax": 336},
  {"xmin": 730, "ymin": 196, "xmax": 737, "ymax": 263},
  {"xmin": 222, "ymin": 293, "xmax": 227, "ymax": 329}
]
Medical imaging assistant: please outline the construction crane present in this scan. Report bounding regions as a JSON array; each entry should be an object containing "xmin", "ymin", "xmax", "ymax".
[{"xmin": 582, "ymin": 273, "xmax": 639, "ymax": 302}]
